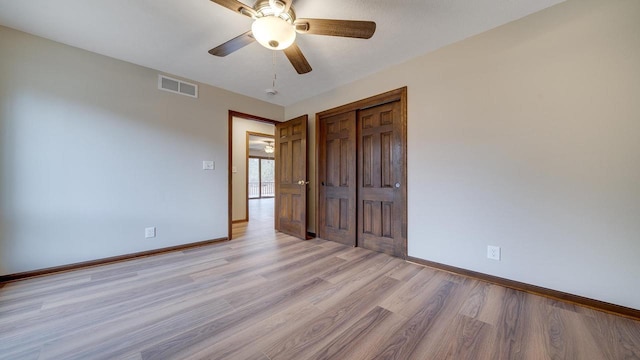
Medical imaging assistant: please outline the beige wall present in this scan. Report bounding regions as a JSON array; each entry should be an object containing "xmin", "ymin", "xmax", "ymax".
[
  {"xmin": 231, "ymin": 117, "xmax": 275, "ymax": 221},
  {"xmin": 286, "ymin": 0, "xmax": 640, "ymax": 309},
  {"xmin": 2, "ymin": 0, "xmax": 639, "ymax": 311},
  {"xmin": 0, "ymin": 26, "xmax": 283, "ymax": 274}
]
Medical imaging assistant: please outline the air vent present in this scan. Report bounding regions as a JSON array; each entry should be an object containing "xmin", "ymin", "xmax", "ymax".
[{"xmin": 158, "ymin": 75, "xmax": 198, "ymax": 98}]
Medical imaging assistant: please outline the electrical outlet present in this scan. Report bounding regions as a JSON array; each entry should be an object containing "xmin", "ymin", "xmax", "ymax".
[
  {"xmin": 487, "ymin": 245, "xmax": 501, "ymax": 260},
  {"xmin": 145, "ymin": 227, "xmax": 156, "ymax": 238}
]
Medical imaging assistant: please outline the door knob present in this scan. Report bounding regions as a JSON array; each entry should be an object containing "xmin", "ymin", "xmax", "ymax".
[
  {"xmin": 395, "ymin": 182, "xmax": 401, "ymax": 188},
  {"xmin": 297, "ymin": 180, "xmax": 309, "ymax": 185}
]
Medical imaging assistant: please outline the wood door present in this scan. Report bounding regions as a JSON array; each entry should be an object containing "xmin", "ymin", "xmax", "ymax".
[
  {"xmin": 357, "ymin": 100, "xmax": 406, "ymax": 257},
  {"xmin": 275, "ymin": 115, "xmax": 308, "ymax": 239},
  {"xmin": 317, "ymin": 111, "xmax": 357, "ymax": 246}
]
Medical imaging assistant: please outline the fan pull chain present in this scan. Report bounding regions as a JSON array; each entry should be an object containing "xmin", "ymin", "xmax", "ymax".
[
  {"xmin": 272, "ymin": 51, "xmax": 277, "ymax": 90},
  {"xmin": 265, "ymin": 51, "xmax": 278, "ymax": 96}
]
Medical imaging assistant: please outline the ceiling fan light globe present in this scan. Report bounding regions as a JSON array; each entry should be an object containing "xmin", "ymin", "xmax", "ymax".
[{"xmin": 252, "ymin": 16, "xmax": 296, "ymax": 50}]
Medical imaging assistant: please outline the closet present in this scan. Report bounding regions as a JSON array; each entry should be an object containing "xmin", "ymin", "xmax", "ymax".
[{"xmin": 317, "ymin": 87, "xmax": 407, "ymax": 258}]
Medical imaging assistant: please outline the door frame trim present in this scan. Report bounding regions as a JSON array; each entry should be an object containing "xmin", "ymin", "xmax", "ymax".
[
  {"xmin": 315, "ymin": 87, "xmax": 408, "ymax": 257},
  {"xmin": 228, "ymin": 111, "xmax": 279, "ymax": 240}
]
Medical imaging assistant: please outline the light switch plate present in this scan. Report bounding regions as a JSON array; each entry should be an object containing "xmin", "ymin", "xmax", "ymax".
[{"xmin": 203, "ymin": 161, "xmax": 215, "ymax": 170}]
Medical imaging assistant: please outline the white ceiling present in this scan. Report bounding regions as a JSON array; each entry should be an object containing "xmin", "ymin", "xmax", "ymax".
[{"xmin": 0, "ymin": 0, "xmax": 563, "ymax": 106}]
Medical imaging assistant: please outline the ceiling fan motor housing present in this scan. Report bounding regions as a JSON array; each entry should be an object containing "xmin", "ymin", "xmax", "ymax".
[{"xmin": 254, "ymin": 0, "xmax": 296, "ymax": 21}]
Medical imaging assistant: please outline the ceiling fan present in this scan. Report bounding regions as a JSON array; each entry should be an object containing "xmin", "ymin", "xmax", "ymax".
[
  {"xmin": 264, "ymin": 141, "xmax": 275, "ymax": 154},
  {"xmin": 208, "ymin": 0, "xmax": 376, "ymax": 74}
]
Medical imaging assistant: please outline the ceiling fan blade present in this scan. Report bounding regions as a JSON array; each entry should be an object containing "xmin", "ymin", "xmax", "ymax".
[
  {"xmin": 209, "ymin": 30, "xmax": 255, "ymax": 57},
  {"xmin": 283, "ymin": 43, "xmax": 312, "ymax": 74},
  {"xmin": 209, "ymin": 0, "xmax": 256, "ymax": 18},
  {"xmin": 294, "ymin": 19, "xmax": 376, "ymax": 39}
]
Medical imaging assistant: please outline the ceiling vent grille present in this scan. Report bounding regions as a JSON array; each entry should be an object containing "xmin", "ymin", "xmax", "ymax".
[{"xmin": 158, "ymin": 75, "xmax": 198, "ymax": 98}]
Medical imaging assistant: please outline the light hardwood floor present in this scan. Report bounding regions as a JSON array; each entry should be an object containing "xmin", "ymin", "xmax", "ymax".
[{"xmin": 1, "ymin": 198, "xmax": 639, "ymax": 359}]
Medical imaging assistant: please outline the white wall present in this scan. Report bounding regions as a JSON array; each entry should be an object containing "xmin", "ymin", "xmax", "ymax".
[
  {"xmin": 231, "ymin": 117, "xmax": 275, "ymax": 221},
  {"xmin": 286, "ymin": 0, "xmax": 640, "ymax": 310},
  {"xmin": 0, "ymin": 26, "xmax": 283, "ymax": 275}
]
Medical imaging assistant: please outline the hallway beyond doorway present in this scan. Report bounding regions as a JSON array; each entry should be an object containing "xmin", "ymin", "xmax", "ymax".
[{"xmin": 233, "ymin": 198, "xmax": 274, "ymax": 239}]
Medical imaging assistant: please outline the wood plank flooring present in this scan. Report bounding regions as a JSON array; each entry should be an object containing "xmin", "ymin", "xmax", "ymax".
[{"xmin": 1, "ymin": 198, "xmax": 640, "ymax": 359}]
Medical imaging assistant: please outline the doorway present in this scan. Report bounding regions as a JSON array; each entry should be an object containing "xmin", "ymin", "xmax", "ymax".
[
  {"xmin": 316, "ymin": 87, "xmax": 408, "ymax": 258},
  {"xmin": 247, "ymin": 132, "xmax": 276, "ymax": 201},
  {"xmin": 228, "ymin": 111, "xmax": 278, "ymax": 240}
]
